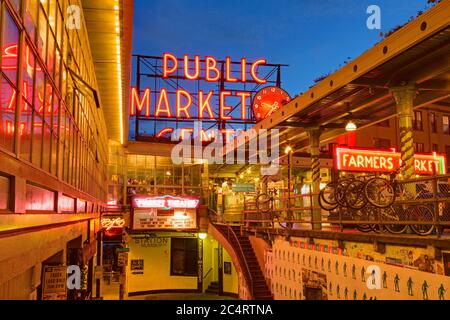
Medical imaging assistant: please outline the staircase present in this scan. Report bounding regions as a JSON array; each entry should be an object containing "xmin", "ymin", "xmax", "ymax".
[
  {"xmin": 206, "ymin": 281, "xmax": 219, "ymax": 294},
  {"xmin": 213, "ymin": 224, "xmax": 273, "ymax": 300}
]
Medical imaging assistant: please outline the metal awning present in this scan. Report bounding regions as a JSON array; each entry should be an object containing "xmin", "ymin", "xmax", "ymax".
[{"xmin": 236, "ymin": 1, "xmax": 450, "ymax": 154}]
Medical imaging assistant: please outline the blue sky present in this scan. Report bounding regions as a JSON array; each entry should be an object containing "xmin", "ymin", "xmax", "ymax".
[{"xmin": 132, "ymin": 0, "xmax": 435, "ymax": 95}]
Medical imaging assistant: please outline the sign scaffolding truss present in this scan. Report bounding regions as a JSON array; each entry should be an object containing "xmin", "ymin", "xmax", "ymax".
[{"xmin": 130, "ymin": 54, "xmax": 288, "ymax": 142}]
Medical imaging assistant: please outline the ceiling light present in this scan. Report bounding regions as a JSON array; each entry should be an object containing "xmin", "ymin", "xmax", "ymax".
[
  {"xmin": 284, "ymin": 146, "xmax": 293, "ymax": 154},
  {"xmin": 345, "ymin": 121, "xmax": 357, "ymax": 132},
  {"xmin": 198, "ymin": 233, "xmax": 207, "ymax": 240}
]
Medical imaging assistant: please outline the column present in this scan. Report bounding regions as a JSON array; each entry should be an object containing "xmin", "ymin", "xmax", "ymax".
[
  {"xmin": 307, "ymin": 128, "xmax": 322, "ymax": 230},
  {"xmin": 391, "ymin": 84, "xmax": 416, "ymax": 179}
]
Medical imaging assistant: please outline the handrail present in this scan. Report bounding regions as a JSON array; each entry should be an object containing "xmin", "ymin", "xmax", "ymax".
[
  {"xmin": 208, "ymin": 208, "xmax": 254, "ymax": 298},
  {"xmin": 223, "ymin": 224, "xmax": 254, "ymax": 299},
  {"xmin": 203, "ymin": 267, "xmax": 213, "ymax": 280}
]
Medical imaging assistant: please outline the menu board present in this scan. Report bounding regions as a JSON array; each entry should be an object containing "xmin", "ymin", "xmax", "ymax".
[{"xmin": 133, "ymin": 208, "xmax": 196, "ymax": 230}]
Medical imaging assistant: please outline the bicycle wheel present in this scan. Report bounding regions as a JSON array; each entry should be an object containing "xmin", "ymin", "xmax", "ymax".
[
  {"xmin": 336, "ymin": 179, "xmax": 352, "ymax": 207},
  {"xmin": 352, "ymin": 207, "xmax": 372, "ymax": 233},
  {"xmin": 320, "ymin": 181, "xmax": 338, "ymax": 205},
  {"xmin": 319, "ymin": 192, "xmax": 338, "ymax": 211},
  {"xmin": 381, "ymin": 205, "xmax": 408, "ymax": 234},
  {"xmin": 409, "ymin": 205, "xmax": 435, "ymax": 236},
  {"xmin": 365, "ymin": 178, "xmax": 395, "ymax": 208},
  {"xmin": 256, "ymin": 193, "xmax": 271, "ymax": 213},
  {"xmin": 365, "ymin": 205, "xmax": 386, "ymax": 233},
  {"xmin": 345, "ymin": 180, "xmax": 367, "ymax": 210}
]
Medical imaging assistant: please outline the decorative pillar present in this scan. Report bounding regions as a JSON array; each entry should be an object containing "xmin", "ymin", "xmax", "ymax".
[
  {"xmin": 391, "ymin": 84, "xmax": 416, "ymax": 179},
  {"xmin": 307, "ymin": 128, "xmax": 322, "ymax": 230}
]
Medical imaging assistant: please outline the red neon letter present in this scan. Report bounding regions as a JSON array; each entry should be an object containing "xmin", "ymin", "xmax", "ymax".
[
  {"xmin": 205, "ymin": 56, "xmax": 220, "ymax": 81},
  {"xmin": 251, "ymin": 59, "xmax": 267, "ymax": 84},
  {"xmin": 236, "ymin": 91, "xmax": 251, "ymax": 120},
  {"xmin": 184, "ymin": 55, "xmax": 200, "ymax": 80},
  {"xmin": 156, "ymin": 127, "xmax": 174, "ymax": 138},
  {"xmin": 225, "ymin": 57, "xmax": 238, "ymax": 82},
  {"xmin": 176, "ymin": 89, "xmax": 192, "ymax": 118},
  {"xmin": 241, "ymin": 58, "xmax": 247, "ymax": 82},
  {"xmin": 130, "ymin": 87, "xmax": 150, "ymax": 116},
  {"xmin": 220, "ymin": 91, "xmax": 233, "ymax": 120},
  {"xmin": 163, "ymin": 53, "xmax": 178, "ymax": 78},
  {"xmin": 198, "ymin": 90, "xmax": 215, "ymax": 119},
  {"xmin": 155, "ymin": 88, "xmax": 172, "ymax": 117}
]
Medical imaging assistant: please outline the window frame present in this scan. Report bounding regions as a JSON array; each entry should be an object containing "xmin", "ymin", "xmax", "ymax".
[{"xmin": 170, "ymin": 237, "xmax": 198, "ymax": 277}]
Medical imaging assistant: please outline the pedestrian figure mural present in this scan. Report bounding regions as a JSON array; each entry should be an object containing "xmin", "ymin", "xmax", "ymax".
[
  {"xmin": 407, "ymin": 277, "xmax": 414, "ymax": 296},
  {"xmin": 382, "ymin": 271, "xmax": 387, "ymax": 289},
  {"xmin": 343, "ymin": 262, "xmax": 347, "ymax": 277},
  {"xmin": 321, "ymin": 258, "xmax": 324, "ymax": 271},
  {"xmin": 361, "ymin": 266, "xmax": 366, "ymax": 282},
  {"xmin": 344, "ymin": 287, "xmax": 349, "ymax": 300},
  {"xmin": 337, "ymin": 285, "xmax": 340, "ymax": 299},
  {"xmin": 394, "ymin": 274, "xmax": 400, "ymax": 292},
  {"xmin": 335, "ymin": 261, "xmax": 339, "ymax": 275},
  {"xmin": 353, "ymin": 290, "xmax": 357, "ymax": 300},
  {"xmin": 438, "ymin": 284, "xmax": 446, "ymax": 300},
  {"xmin": 422, "ymin": 281, "xmax": 429, "ymax": 300},
  {"xmin": 352, "ymin": 264, "xmax": 356, "ymax": 279},
  {"xmin": 328, "ymin": 259, "xmax": 331, "ymax": 272}
]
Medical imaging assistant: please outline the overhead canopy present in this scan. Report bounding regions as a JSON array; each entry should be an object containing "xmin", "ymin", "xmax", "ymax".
[{"xmin": 235, "ymin": 1, "xmax": 450, "ymax": 154}]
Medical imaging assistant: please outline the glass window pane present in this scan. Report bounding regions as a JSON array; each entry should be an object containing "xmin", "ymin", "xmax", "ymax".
[
  {"xmin": 22, "ymin": 44, "xmax": 36, "ymax": 104},
  {"xmin": 37, "ymin": 7, "xmax": 48, "ymax": 61},
  {"xmin": 26, "ymin": 184, "xmax": 55, "ymax": 211},
  {"xmin": 0, "ymin": 175, "xmax": 10, "ymax": 210},
  {"xmin": 0, "ymin": 76, "xmax": 16, "ymax": 151},
  {"xmin": 32, "ymin": 113, "xmax": 43, "ymax": 167},
  {"xmin": 42, "ymin": 124, "xmax": 51, "ymax": 172},
  {"xmin": 20, "ymin": 102, "xmax": 33, "ymax": 161},
  {"xmin": 35, "ymin": 62, "xmax": 45, "ymax": 112},
  {"xmin": 1, "ymin": 8, "xmax": 19, "ymax": 85},
  {"xmin": 24, "ymin": 0, "xmax": 38, "ymax": 43}
]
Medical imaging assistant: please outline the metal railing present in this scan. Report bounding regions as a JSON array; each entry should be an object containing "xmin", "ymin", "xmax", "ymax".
[
  {"xmin": 241, "ymin": 174, "xmax": 450, "ymax": 237},
  {"xmin": 208, "ymin": 208, "xmax": 254, "ymax": 298}
]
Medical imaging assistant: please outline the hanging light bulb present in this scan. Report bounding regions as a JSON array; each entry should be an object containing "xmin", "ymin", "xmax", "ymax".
[{"xmin": 345, "ymin": 121, "xmax": 357, "ymax": 132}]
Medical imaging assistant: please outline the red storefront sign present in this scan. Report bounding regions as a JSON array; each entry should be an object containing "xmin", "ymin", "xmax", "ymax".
[
  {"xmin": 101, "ymin": 216, "xmax": 125, "ymax": 237},
  {"xmin": 131, "ymin": 195, "xmax": 199, "ymax": 209},
  {"xmin": 335, "ymin": 146, "xmax": 447, "ymax": 175}
]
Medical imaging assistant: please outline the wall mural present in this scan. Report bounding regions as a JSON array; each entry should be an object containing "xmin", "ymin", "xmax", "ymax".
[{"xmin": 265, "ymin": 237, "xmax": 450, "ymax": 300}]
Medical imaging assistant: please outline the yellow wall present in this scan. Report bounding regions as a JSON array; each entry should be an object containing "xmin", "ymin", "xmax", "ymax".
[
  {"xmin": 127, "ymin": 236, "xmax": 198, "ymax": 293},
  {"xmin": 223, "ymin": 248, "xmax": 239, "ymax": 294}
]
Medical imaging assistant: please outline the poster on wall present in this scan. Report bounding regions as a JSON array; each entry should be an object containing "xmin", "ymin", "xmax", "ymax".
[
  {"xmin": 131, "ymin": 196, "xmax": 198, "ymax": 230},
  {"xmin": 302, "ymin": 269, "xmax": 328, "ymax": 300},
  {"xmin": 131, "ymin": 259, "xmax": 144, "ymax": 275},
  {"xmin": 42, "ymin": 266, "xmax": 67, "ymax": 300}
]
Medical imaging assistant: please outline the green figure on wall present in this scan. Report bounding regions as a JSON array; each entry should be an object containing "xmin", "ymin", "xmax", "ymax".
[
  {"xmin": 363, "ymin": 293, "xmax": 367, "ymax": 300},
  {"xmin": 352, "ymin": 264, "xmax": 356, "ymax": 279},
  {"xmin": 308, "ymin": 255, "xmax": 312, "ymax": 267},
  {"xmin": 353, "ymin": 290, "xmax": 357, "ymax": 300},
  {"xmin": 321, "ymin": 258, "xmax": 324, "ymax": 271},
  {"xmin": 337, "ymin": 285, "xmax": 340, "ymax": 299},
  {"xmin": 438, "ymin": 284, "xmax": 446, "ymax": 300},
  {"xmin": 394, "ymin": 274, "xmax": 400, "ymax": 292},
  {"xmin": 343, "ymin": 262, "xmax": 347, "ymax": 277},
  {"xmin": 315, "ymin": 257, "xmax": 318, "ymax": 269},
  {"xmin": 344, "ymin": 287, "xmax": 349, "ymax": 300},
  {"xmin": 335, "ymin": 261, "xmax": 339, "ymax": 275},
  {"xmin": 361, "ymin": 266, "xmax": 366, "ymax": 282},
  {"xmin": 422, "ymin": 281, "xmax": 429, "ymax": 300},
  {"xmin": 328, "ymin": 259, "xmax": 331, "ymax": 272},
  {"xmin": 382, "ymin": 271, "xmax": 388, "ymax": 288},
  {"xmin": 407, "ymin": 277, "xmax": 414, "ymax": 296},
  {"xmin": 303, "ymin": 255, "xmax": 305, "ymax": 265}
]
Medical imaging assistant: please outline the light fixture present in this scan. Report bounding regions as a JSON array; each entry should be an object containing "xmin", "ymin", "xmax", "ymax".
[
  {"xmin": 198, "ymin": 233, "xmax": 207, "ymax": 240},
  {"xmin": 239, "ymin": 174, "xmax": 244, "ymax": 179},
  {"xmin": 345, "ymin": 121, "xmax": 357, "ymax": 132},
  {"xmin": 254, "ymin": 178, "xmax": 260, "ymax": 182},
  {"xmin": 166, "ymin": 171, "xmax": 171, "ymax": 176},
  {"xmin": 247, "ymin": 168, "xmax": 251, "ymax": 174},
  {"xmin": 284, "ymin": 146, "xmax": 293, "ymax": 154}
]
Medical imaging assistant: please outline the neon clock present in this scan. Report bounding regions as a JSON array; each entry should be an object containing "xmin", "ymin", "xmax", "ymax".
[{"xmin": 252, "ymin": 86, "xmax": 291, "ymax": 121}]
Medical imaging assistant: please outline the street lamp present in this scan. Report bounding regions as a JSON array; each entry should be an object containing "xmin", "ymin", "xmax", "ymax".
[{"xmin": 345, "ymin": 121, "xmax": 357, "ymax": 132}]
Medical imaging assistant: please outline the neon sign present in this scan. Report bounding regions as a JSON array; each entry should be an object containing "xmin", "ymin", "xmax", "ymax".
[
  {"xmin": 101, "ymin": 217, "xmax": 126, "ymax": 231},
  {"xmin": 132, "ymin": 195, "xmax": 199, "ymax": 209},
  {"xmin": 335, "ymin": 146, "xmax": 447, "ymax": 175}
]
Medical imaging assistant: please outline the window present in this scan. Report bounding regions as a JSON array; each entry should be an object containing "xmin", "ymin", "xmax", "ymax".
[
  {"xmin": 430, "ymin": 112, "xmax": 437, "ymax": 133},
  {"xmin": 373, "ymin": 138, "xmax": 391, "ymax": 149},
  {"xmin": 432, "ymin": 144, "xmax": 439, "ymax": 152},
  {"xmin": 377, "ymin": 119, "xmax": 390, "ymax": 127},
  {"xmin": 443, "ymin": 116, "xmax": 450, "ymax": 135},
  {"xmin": 25, "ymin": 184, "xmax": 55, "ymax": 211},
  {"xmin": 0, "ymin": 174, "xmax": 11, "ymax": 210},
  {"xmin": 0, "ymin": 76, "xmax": 16, "ymax": 152},
  {"xmin": 171, "ymin": 238, "xmax": 198, "ymax": 276},
  {"xmin": 413, "ymin": 111, "xmax": 423, "ymax": 131},
  {"xmin": 414, "ymin": 142, "xmax": 425, "ymax": 153},
  {"xmin": 1, "ymin": 7, "xmax": 19, "ymax": 85}
]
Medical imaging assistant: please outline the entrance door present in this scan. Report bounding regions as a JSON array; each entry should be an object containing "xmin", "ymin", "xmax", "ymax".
[{"xmin": 304, "ymin": 287, "xmax": 324, "ymax": 300}]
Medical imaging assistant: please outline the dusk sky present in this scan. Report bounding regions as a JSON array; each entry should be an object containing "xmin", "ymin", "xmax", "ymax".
[{"xmin": 132, "ymin": 0, "xmax": 435, "ymax": 95}]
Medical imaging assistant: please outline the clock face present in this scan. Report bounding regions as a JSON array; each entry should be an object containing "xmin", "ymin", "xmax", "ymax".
[{"xmin": 252, "ymin": 86, "xmax": 291, "ymax": 121}]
